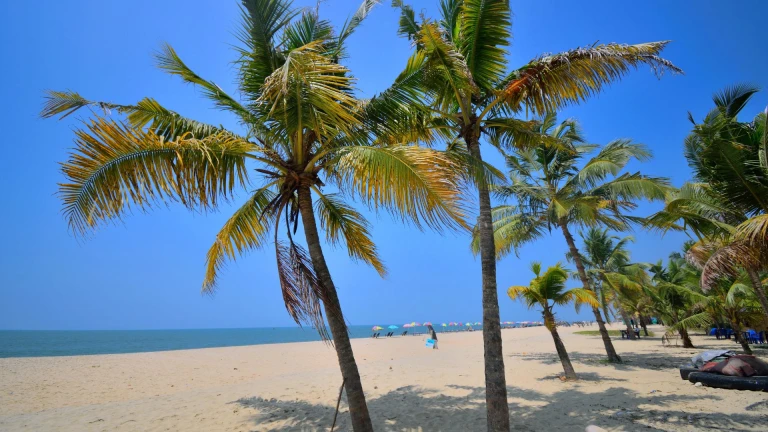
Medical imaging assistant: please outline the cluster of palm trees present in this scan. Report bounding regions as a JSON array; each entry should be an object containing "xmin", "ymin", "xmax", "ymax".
[
  {"xmin": 506, "ymin": 85, "xmax": 768, "ymax": 382},
  {"xmin": 40, "ymin": 1, "xmax": 703, "ymax": 430}
]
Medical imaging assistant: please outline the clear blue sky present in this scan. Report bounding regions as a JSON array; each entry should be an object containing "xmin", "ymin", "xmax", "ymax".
[{"xmin": 1, "ymin": 1, "xmax": 766, "ymax": 330}]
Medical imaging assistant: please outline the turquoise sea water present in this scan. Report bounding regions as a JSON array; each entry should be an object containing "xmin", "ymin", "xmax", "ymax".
[{"xmin": 0, "ymin": 326, "xmax": 389, "ymax": 358}]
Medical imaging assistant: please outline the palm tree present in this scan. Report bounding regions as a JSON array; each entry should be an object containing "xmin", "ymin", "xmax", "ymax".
[
  {"xmin": 647, "ymin": 252, "xmax": 704, "ymax": 348},
  {"xmin": 478, "ymin": 114, "xmax": 671, "ymax": 362},
  {"xmin": 508, "ymin": 262, "xmax": 599, "ymax": 380},
  {"xmin": 41, "ymin": 2, "xmax": 466, "ymax": 430},
  {"xmin": 575, "ymin": 228, "xmax": 644, "ymax": 340},
  {"xmin": 646, "ymin": 85, "xmax": 768, "ymax": 320},
  {"xmin": 381, "ymin": 2, "xmax": 680, "ymax": 426}
]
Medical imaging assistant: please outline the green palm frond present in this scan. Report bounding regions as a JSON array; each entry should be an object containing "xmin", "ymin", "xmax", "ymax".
[
  {"xmin": 60, "ymin": 117, "xmax": 252, "ymax": 235},
  {"xmin": 259, "ymin": 42, "xmax": 359, "ymax": 145},
  {"xmin": 42, "ymin": 91, "xmax": 224, "ymax": 140},
  {"xmin": 392, "ymin": 0, "xmax": 421, "ymax": 40},
  {"xmin": 236, "ymin": 0, "xmax": 298, "ymax": 98},
  {"xmin": 337, "ymin": 0, "xmax": 380, "ymax": 56},
  {"xmin": 560, "ymin": 287, "xmax": 599, "ymax": 308},
  {"xmin": 314, "ymin": 191, "xmax": 386, "ymax": 277},
  {"xmin": 418, "ymin": 22, "xmax": 477, "ymax": 110},
  {"xmin": 331, "ymin": 145, "xmax": 468, "ymax": 232},
  {"xmin": 497, "ymin": 42, "xmax": 682, "ymax": 115},
  {"xmin": 458, "ymin": 0, "xmax": 510, "ymax": 90},
  {"xmin": 203, "ymin": 186, "xmax": 278, "ymax": 293},
  {"xmin": 155, "ymin": 44, "xmax": 255, "ymax": 123}
]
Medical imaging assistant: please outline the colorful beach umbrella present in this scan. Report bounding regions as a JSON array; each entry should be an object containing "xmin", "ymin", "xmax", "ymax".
[
  {"xmin": 474, "ymin": 322, "xmax": 481, "ymax": 325},
  {"xmin": 372, "ymin": 326, "xmax": 383, "ymax": 331},
  {"xmin": 403, "ymin": 323, "xmax": 412, "ymax": 328},
  {"xmin": 465, "ymin": 323, "xmax": 472, "ymax": 326},
  {"xmin": 423, "ymin": 322, "xmax": 432, "ymax": 326},
  {"xmin": 441, "ymin": 323, "xmax": 447, "ymax": 327},
  {"xmin": 412, "ymin": 322, "xmax": 421, "ymax": 326},
  {"xmin": 388, "ymin": 325, "xmax": 399, "ymax": 329}
]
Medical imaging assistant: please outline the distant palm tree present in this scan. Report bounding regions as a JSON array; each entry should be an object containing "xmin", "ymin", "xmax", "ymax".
[
  {"xmin": 647, "ymin": 253, "xmax": 703, "ymax": 348},
  {"xmin": 575, "ymin": 228, "xmax": 646, "ymax": 340},
  {"xmin": 508, "ymin": 262, "xmax": 599, "ymax": 380},
  {"xmin": 41, "ymin": 2, "xmax": 466, "ymax": 430},
  {"xmin": 478, "ymin": 113, "xmax": 671, "ymax": 362},
  {"xmin": 384, "ymin": 1, "xmax": 680, "ymax": 425}
]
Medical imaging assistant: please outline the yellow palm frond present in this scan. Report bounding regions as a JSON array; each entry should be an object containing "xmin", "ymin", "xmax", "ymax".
[
  {"xmin": 202, "ymin": 187, "xmax": 278, "ymax": 293},
  {"xmin": 331, "ymin": 145, "xmax": 468, "ymax": 232},
  {"xmin": 562, "ymin": 288, "xmax": 600, "ymax": 308},
  {"xmin": 314, "ymin": 191, "xmax": 386, "ymax": 277},
  {"xmin": 60, "ymin": 117, "xmax": 254, "ymax": 235},
  {"xmin": 507, "ymin": 285, "xmax": 531, "ymax": 301},
  {"xmin": 498, "ymin": 42, "xmax": 682, "ymax": 115}
]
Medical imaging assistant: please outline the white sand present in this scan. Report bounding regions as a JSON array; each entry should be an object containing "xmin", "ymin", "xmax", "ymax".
[{"xmin": 1, "ymin": 324, "xmax": 766, "ymax": 431}]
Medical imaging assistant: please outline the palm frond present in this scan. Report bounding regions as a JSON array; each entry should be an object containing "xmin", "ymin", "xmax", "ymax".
[
  {"xmin": 155, "ymin": 44, "xmax": 255, "ymax": 123},
  {"xmin": 712, "ymin": 83, "xmax": 760, "ymax": 118},
  {"xmin": 497, "ymin": 42, "xmax": 682, "ymax": 115},
  {"xmin": 60, "ymin": 118, "xmax": 252, "ymax": 235},
  {"xmin": 314, "ymin": 191, "xmax": 386, "ymax": 277},
  {"xmin": 331, "ymin": 145, "xmax": 468, "ymax": 232},
  {"xmin": 203, "ymin": 187, "xmax": 278, "ymax": 293},
  {"xmin": 275, "ymin": 240, "xmax": 335, "ymax": 341},
  {"xmin": 458, "ymin": 0, "xmax": 510, "ymax": 90}
]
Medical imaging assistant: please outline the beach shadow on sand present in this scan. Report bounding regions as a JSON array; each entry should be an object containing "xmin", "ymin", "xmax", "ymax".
[{"xmin": 232, "ymin": 382, "xmax": 763, "ymax": 432}]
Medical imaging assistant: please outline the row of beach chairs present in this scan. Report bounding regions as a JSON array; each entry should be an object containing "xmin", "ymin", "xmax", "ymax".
[{"xmin": 371, "ymin": 331, "xmax": 408, "ymax": 338}]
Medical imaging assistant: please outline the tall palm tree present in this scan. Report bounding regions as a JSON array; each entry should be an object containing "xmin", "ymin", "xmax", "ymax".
[
  {"xmin": 382, "ymin": 2, "xmax": 680, "ymax": 427},
  {"xmin": 646, "ymin": 85, "xmax": 768, "ymax": 320},
  {"xmin": 508, "ymin": 262, "xmax": 599, "ymax": 380},
  {"xmin": 575, "ymin": 228, "xmax": 643, "ymax": 340},
  {"xmin": 478, "ymin": 114, "xmax": 671, "ymax": 362},
  {"xmin": 41, "ymin": 2, "xmax": 466, "ymax": 430}
]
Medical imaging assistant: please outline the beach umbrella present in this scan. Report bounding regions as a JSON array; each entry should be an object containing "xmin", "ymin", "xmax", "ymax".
[
  {"xmin": 474, "ymin": 322, "xmax": 481, "ymax": 326},
  {"xmin": 465, "ymin": 323, "xmax": 472, "ymax": 326},
  {"xmin": 388, "ymin": 325, "xmax": 399, "ymax": 329},
  {"xmin": 372, "ymin": 326, "xmax": 383, "ymax": 331},
  {"xmin": 441, "ymin": 323, "xmax": 447, "ymax": 327},
  {"xmin": 423, "ymin": 322, "xmax": 432, "ymax": 326},
  {"xmin": 412, "ymin": 322, "xmax": 421, "ymax": 326},
  {"xmin": 403, "ymin": 323, "xmax": 411, "ymax": 328}
]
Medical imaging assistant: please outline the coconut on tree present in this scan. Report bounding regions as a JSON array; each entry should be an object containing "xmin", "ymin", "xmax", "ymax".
[
  {"xmin": 508, "ymin": 262, "xmax": 599, "ymax": 380},
  {"xmin": 41, "ymin": 1, "xmax": 467, "ymax": 430}
]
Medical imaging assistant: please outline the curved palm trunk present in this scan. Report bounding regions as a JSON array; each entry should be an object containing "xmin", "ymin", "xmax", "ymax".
[
  {"xmin": 746, "ymin": 269, "xmax": 768, "ymax": 321},
  {"xmin": 297, "ymin": 186, "xmax": 373, "ymax": 432},
  {"xmin": 558, "ymin": 219, "xmax": 622, "ymax": 362},
  {"xmin": 617, "ymin": 304, "xmax": 637, "ymax": 340},
  {"xmin": 544, "ymin": 309, "xmax": 578, "ymax": 380},
  {"xmin": 678, "ymin": 327, "xmax": 695, "ymax": 349},
  {"xmin": 671, "ymin": 310, "xmax": 694, "ymax": 348},
  {"xmin": 466, "ymin": 130, "xmax": 510, "ymax": 432}
]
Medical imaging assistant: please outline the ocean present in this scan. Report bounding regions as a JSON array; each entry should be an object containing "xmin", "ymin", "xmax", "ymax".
[{"xmin": 0, "ymin": 326, "xmax": 390, "ymax": 358}]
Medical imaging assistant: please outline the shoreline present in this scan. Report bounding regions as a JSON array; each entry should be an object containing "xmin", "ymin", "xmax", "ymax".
[{"xmin": 2, "ymin": 324, "xmax": 766, "ymax": 431}]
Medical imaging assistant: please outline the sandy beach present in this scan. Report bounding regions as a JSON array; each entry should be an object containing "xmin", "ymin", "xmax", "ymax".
[{"xmin": 1, "ymin": 324, "xmax": 766, "ymax": 431}]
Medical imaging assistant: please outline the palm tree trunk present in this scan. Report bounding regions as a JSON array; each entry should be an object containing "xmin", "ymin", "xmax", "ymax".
[
  {"xmin": 465, "ymin": 129, "xmax": 510, "ymax": 432},
  {"xmin": 297, "ymin": 186, "xmax": 373, "ymax": 432},
  {"xmin": 671, "ymin": 310, "xmax": 694, "ymax": 348},
  {"xmin": 558, "ymin": 219, "xmax": 622, "ymax": 362},
  {"xmin": 730, "ymin": 318, "xmax": 753, "ymax": 355},
  {"xmin": 639, "ymin": 315, "xmax": 649, "ymax": 336},
  {"xmin": 545, "ymin": 309, "xmax": 578, "ymax": 380},
  {"xmin": 617, "ymin": 304, "xmax": 637, "ymax": 340},
  {"xmin": 678, "ymin": 327, "xmax": 695, "ymax": 348},
  {"xmin": 746, "ymin": 268, "xmax": 768, "ymax": 321}
]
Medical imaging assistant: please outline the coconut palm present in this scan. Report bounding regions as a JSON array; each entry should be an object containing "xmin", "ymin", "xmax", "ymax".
[
  {"xmin": 476, "ymin": 114, "xmax": 670, "ymax": 362},
  {"xmin": 646, "ymin": 252, "xmax": 704, "ymax": 348},
  {"xmin": 508, "ymin": 262, "xmax": 599, "ymax": 380},
  {"xmin": 41, "ymin": 2, "xmax": 467, "ymax": 430},
  {"xmin": 574, "ymin": 228, "xmax": 646, "ymax": 340},
  {"xmin": 646, "ymin": 85, "xmax": 768, "ymax": 319},
  {"xmin": 382, "ymin": 1, "xmax": 680, "ymax": 426}
]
